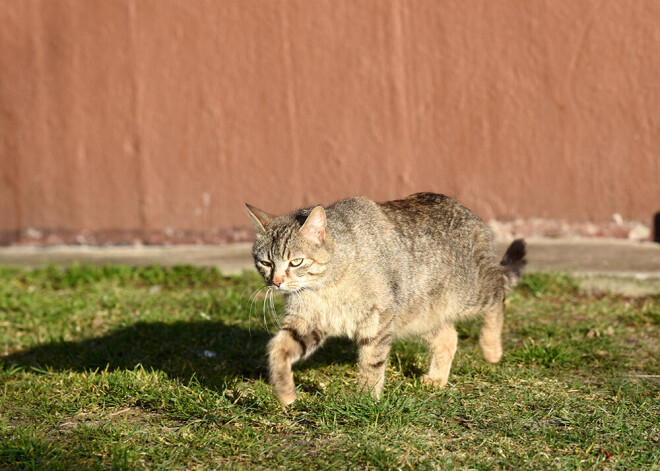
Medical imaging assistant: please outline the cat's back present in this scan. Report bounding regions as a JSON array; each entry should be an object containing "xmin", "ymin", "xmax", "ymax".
[
  {"xmin": 377, "ymin": 192, "xmax": 491, "ymax": 245},
  {"xmin": 377, "ymin": 193, "xmax": 500, "ymax": 322},
  {"xmin": 378, "ymin": 193, "xmax": 499, "ymax": 297},
  {"xmin": 323, "ymin": 192, "xmax": 493, "ymax": 251}
]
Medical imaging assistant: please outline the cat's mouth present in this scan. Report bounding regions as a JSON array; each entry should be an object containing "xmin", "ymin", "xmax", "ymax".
[{"xmin": 270, "ymin": 283, "xmax": 298, "ymax": 293}]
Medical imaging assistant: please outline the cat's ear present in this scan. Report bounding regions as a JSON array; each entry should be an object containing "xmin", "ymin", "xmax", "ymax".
[
  {"xmin": 299, "ymin": 206, "xmax": 326, "ymax": 244},
  {"xmin": 245, "ymin": 204, "xmax": 272, "ymax": 232}
]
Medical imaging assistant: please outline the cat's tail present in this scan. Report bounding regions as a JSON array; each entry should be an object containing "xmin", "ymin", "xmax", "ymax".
[{"xmin": 500, "ymin": 239, "xmax": 527, "ymax": 289}]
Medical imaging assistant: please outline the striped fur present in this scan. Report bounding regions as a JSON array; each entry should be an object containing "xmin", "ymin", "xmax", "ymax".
[{"xmin": 246, "ymin": 193, "xmax": 526, "ymax": 404}]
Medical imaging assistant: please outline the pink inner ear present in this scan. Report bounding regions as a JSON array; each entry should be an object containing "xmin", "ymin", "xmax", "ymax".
[{"xmin": 300, "ymin": 207, "xmax": 326, "ymax": 243}]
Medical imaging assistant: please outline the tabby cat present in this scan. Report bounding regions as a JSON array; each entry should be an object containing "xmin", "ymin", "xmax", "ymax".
[{"xmin": 245, "ymin": 193, "xmax": 526, "ymax": 404}]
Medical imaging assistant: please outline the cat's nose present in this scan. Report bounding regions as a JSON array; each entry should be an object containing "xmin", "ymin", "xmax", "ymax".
[{"xmin": 272, "ymin": 279, "xmax": 283, "ymax": 287}]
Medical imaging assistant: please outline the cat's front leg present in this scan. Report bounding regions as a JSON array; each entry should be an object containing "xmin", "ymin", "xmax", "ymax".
[
  {"xmin": 267, "ymin": 326, "xmax": 326, "ymax": 405},
  {"xmin": 357, "ymin": 317, "xmax": 394, "ymax": 399}
]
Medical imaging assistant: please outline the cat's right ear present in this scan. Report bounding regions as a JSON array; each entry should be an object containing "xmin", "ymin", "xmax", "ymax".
[
  {"xmin": 245, "ymin": 204, "xmax": 272, "ymax": 232},
  {"xmin": 299, "ymin": 206, "xmax": 326, "ymax": 244}
]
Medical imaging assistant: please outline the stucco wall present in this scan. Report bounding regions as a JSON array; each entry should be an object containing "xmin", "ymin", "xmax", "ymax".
[{"xmin": 1, "ymin": 1, "xmax": 659, "ymax": 244}]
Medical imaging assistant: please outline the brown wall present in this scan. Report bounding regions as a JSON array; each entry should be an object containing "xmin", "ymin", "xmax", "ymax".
[{"xmin": 1, "ymin": 1, "xmax": 659, "ymax": 244}]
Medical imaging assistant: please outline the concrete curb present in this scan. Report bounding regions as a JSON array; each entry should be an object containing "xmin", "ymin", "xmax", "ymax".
[{"xmin": 0, "ymin": 239, "xmax": 658, "ymax": 294}]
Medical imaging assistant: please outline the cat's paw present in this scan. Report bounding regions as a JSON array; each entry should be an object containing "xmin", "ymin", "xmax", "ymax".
[
  {"xmin": 479, "ymin": 336, "xmax": 502, "ymax": 363},
  {"xmin": 277, "ymin": 391, "xmax": 297, "ymax": 405},
  {"xmin": 422, "ymin": 374, "xmax": 448, "ymax": 388},
  {"xmin": 479, "ymin": 342, "xmax": 502, "ymax": 363},
  {"xmin": 482, "ymin": 351, "xmax": 502, "ymax": 363}
]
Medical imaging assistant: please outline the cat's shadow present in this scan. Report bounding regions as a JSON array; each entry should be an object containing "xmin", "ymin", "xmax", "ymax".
[
  {"xmin": 2, "ymin": 314, "xmax": 480, "ymax": 391},
  {"xmin": 0, "ymin": 319, "xmax": 359, "ymax": 390}
]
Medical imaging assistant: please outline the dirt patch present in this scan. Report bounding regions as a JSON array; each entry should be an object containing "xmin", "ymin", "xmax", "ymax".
[{"xmin": 58, "ymin": 406, "xmax": 162, "ymax": 433}]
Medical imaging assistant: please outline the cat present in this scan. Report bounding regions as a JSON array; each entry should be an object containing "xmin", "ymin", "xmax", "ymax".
[{"xmin": 245, "ymin": 192, "xmax": 526, "ymax": 405}]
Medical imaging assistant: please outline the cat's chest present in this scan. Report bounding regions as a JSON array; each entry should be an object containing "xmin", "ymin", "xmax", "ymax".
[{"xmin": 286, "ymin": 287, "xmax": 376, "ymax": 338}]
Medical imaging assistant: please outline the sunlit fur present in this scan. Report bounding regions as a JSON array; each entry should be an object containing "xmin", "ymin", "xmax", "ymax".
[{"xmin": 246, "ymin": 193, "xmax": 526, "ymax": 405}]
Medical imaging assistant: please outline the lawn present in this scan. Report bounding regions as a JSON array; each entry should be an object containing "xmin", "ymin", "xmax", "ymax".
[{"xmin": 1, "ymin": 265, "xmax": 658, "ymax": 470}]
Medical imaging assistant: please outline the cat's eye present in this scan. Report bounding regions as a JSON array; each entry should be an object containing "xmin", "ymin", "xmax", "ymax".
[
  {"xmin": 289, "ymin": 258, "xmax": 303, "ymax": 267},
  {"xmin": 260, "ymin": 260, "xmax": 272, "ymax": 268}
]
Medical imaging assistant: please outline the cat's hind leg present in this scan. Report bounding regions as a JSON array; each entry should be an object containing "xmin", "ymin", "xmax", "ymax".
[
  {"xmin": 422, "ymin": 323, "xmax": 458, "ymax": 388},
  {"xmin": 478, "ymin": 301, "xmax": 504, "ymax": 363}
]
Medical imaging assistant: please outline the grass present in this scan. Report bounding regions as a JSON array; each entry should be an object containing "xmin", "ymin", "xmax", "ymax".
[{"xmin": 1, "ymin": 265, "xmax": 658, "ymax": 470}]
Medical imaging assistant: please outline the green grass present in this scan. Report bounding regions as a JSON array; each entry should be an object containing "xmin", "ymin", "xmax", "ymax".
[{"xmin": 1, "ymin": 265, "xmax": 658, "ymax": 470}]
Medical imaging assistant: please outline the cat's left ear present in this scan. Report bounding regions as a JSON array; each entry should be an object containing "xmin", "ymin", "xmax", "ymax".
[
  {"xmin": 245, "ymin": 204, "xmax": 273, "ymax": 232},
  {"xmin": 299, "ymin": 206, "xmax": 326, "ymax": 244}
]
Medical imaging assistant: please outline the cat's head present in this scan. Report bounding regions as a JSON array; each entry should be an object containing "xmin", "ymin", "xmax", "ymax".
[{"xmin": 245, "ymin": 204, "xmax": 334, "ymax": 292}]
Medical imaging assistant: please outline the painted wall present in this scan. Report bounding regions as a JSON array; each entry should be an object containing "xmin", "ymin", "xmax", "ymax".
[{"xmin": 1, "ymin": 1, "xmax": 659, "ymax": 244}]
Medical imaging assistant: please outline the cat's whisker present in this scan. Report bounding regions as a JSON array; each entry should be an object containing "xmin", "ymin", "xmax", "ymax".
[
  {"xmin": 240, "ymin": 281, "xmax": 264, "ymax": 300},
  {"xmin": 242, "ymin": 282, "xmax": 266, "ymax": 320},
  {"xmin": 269, "ymin": 290, "xmax": 282, "ymax": 329},
  {"xmin": 266, "ymin": 290, "xmax": 277, "ymax": 328},
  {"xmin": 252, "ymin": 287, "xmax": 273, "ymax": 333},
  {"xmin": 261, "ymin": 287, "xmax": 270, "ymax": 333},
  {"xmin": 245, "ymin": 287, "xmax": 258, "ymax": 322},
  {"xmin": 259, "ymin": 288, "xmax": 270, "ymax": 331},
  {"xmin": 247, "ymin": 288, "xmax": 262, "ymax": 314},
  {"xmin": 246, "ymin": 286, "xmax": 266, "ymax": 334},
  {"xmin": 247, "ymin": 285, "xmax": 265, "ymax": 310}
]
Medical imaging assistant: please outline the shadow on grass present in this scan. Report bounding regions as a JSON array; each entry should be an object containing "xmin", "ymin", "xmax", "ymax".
[{"xmin": 1, "ymin": 321, "xmax": 358, "ymax": 390}]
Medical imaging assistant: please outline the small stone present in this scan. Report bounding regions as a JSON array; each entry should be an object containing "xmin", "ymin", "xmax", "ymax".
[
  {"xmin": 24, "ymin": 227, "xmax": 43, "ymax": 239},
  {"xmin": 613, "ymin": 213, "xmax": 624, "ymax": 225}
]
